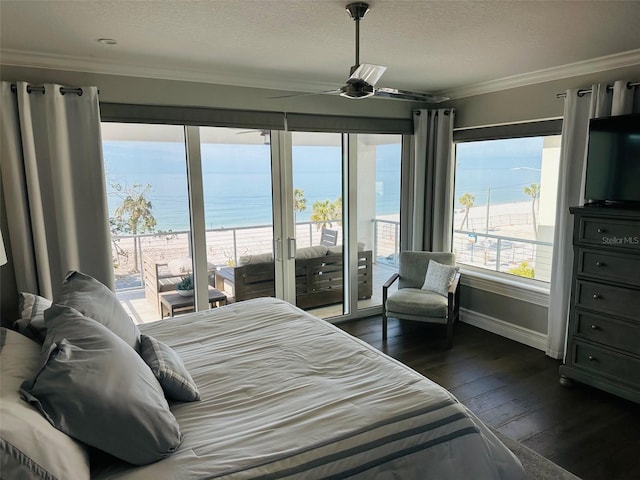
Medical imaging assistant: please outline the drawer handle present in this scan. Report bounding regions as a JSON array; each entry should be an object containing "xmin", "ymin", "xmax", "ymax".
[
  {"xmin": 595, "ymin": 261, "xmax": 605, "ymax": 267},
  {"xmin": 590, "ymin": 324, "xmax": 599, "ymax": 330},
  {"xmin": 592, "ymin": 294, "xmax": 600, "ymax": 299},
  {"xmin": 597, "ymin": 228, "xmax": 606, "ymax": 233},
  {"xmin": 588, "ymin": 355, "xmax": 597, "ymax": 361}
]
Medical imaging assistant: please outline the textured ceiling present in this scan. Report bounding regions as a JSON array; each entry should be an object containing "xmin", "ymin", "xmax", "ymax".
[{"xmin": 2, "ymin": 0, "xmax": 640, "ymax": 98}]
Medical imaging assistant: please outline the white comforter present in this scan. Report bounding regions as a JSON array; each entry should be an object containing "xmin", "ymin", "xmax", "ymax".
[{"xmin": 93, "ymin": 297, "xmax": 524, "ymax": 479}]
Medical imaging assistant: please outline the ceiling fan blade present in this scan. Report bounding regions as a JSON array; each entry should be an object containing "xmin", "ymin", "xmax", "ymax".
[
  {"xmin": 374, "ymin": 87, "xmax": 450, "ymax": 103},
  {"xmin": 267, "ymin": 88, "xmax": 342, "ymax": 100},
  {"xmin": 267, "ymin": 92, "xmax": 321, "ymax": 99},
  {"xmin": 349, "ymin": 63, "xmax": 387, "ymax": 86}
]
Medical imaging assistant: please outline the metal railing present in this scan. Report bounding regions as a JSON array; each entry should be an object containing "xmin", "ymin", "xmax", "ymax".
[
  {"xmin": 452, "ymin": 229, "xmax": 553, "ymax": 281},
  {"xmin": 111, "ymin": 218, "xmax": 552, "ymax": 291},
  {"xmin": 373, "ymin": 219, "xmax": 400, "ymax": 266},
  {"xmin": 111, "ymin": 221, "xmax": 346, "ymax": 290}
]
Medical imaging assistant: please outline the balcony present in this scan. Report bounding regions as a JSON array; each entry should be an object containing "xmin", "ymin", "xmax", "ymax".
[
  {"xmin": 113, "ymin": 219, "xmax": 401, "ymax": 324},
  {"xmin": 114, "ymin": 214, "xmax": 550, "ymax": 324}
]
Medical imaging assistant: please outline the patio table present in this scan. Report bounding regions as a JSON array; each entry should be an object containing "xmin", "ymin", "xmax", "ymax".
[{"xmin": 160, "ymin": 287, "xmax": 227, "ymax": 318}]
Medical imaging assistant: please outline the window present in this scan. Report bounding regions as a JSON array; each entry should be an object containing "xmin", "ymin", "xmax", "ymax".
[{"xmin": 452, "ymin": 134, "xmax": 561, "ymax": 282}]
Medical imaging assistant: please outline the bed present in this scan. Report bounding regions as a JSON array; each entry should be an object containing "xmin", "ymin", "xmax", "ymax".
[{"xmin": 2, "ymin": 272, "xmax": 525, "ymax": 479}]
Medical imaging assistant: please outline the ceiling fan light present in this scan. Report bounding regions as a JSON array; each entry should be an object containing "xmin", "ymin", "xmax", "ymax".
[
  {"xmin": 349, "ymin": 63, "xmax": 387, "ymax": 87},
  {"xmin": 340, "ymin": 82, "xmax": 375, "ymax": 99}
]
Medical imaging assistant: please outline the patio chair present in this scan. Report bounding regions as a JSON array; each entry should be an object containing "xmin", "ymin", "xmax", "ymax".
[
  {"xmin": 319, "ymin": 228, "xmax": 338, "ymax": 247},
  {"xmin": 382, "ymin": 251, "xmax": 461, "ymax": 348}
]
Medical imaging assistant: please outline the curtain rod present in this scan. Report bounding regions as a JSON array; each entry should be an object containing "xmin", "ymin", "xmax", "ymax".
[
  {"xmin": 9, "ymin": 83, "xmax": 86, "ymax": 96},
  {"xmin": 556, "ymin": 81, "xmax": 639, "ymax": 99},
  {"xmin": 413, "ymin": 109, "xmax": 452, "ymax": 115}
]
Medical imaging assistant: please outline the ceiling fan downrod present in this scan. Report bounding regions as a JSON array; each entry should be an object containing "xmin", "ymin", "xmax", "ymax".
[{"xmin": 346, "ymin": 2, "xmax": 369, "ymax": 74}]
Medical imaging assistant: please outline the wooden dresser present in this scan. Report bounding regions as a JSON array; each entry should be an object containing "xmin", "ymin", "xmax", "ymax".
[{"xmin": 560, "ymin": 206, "xmax": 640, "ymax": 403}]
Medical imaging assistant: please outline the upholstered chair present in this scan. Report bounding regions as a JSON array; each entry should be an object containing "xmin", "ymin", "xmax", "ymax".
[{"xmin": 382, "ymin": 251, "xmax": 461, "ymax": 348}]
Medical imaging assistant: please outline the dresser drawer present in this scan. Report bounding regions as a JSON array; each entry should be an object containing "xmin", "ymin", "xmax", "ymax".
[
  {"xmin": 574, "ymin": 311, "xmax": 640, "ymax": 352},
  {"xmin": 573, "ymin": 342, "xmax": 640, "ymax": 387},
  {"xmin": 575, "ymin": 279, "xmax": 640, "ymax": 321},
  {"xmin": 577, "ymin": 217, "xmax": 640, "ymax": 251},
  {"xmin": 577, "ymin": 249, "xmax": 640, "ymax": 285}
]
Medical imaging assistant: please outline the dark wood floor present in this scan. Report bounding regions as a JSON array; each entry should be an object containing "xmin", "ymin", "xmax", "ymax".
[{"xmin": 336, "ymin": 316, "xmax": 640, "ymax": 480}]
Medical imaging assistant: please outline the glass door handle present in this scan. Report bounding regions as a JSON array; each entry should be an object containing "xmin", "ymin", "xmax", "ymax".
[
  {"xmin": 287, "ymin": 238, "xmax": 297, "ymax": 259},
  {"xmin": 274, "ymin": 238, "xmax": 282, "ymax": 262}
]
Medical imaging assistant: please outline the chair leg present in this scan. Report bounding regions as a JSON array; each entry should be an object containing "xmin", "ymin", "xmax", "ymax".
[
  {"xmin": 382, "ymin": 311, "xmax": 388, "ymax": 341},
  {"xmin": 445, "ymin": 318, "xmax": 454, "ymax": 349}
]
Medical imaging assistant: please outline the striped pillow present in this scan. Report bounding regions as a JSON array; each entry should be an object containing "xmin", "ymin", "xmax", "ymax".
[
  {"xmin": 140, "ymin": 334, "xmax": 201, "ymax": 402},
  {"xmin": 13, "ymin": 292, "xmax": 52, "ymax": 343}
]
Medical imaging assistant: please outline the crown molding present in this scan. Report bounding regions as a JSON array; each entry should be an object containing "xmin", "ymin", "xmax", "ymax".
[
  {"xmin": 3, "ymin": 48, "xmax": 640, "ymax": 100},
  {"xmin": 0, "ymin": 49, "xmax": 336, "ymax": 94},
  {"xmin": 438, "ymin": 49, "xmax": 640, "ymax": 100}
]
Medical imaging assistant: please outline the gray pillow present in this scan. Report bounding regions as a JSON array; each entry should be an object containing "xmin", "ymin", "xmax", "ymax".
[
  {"xmin": 140, "ymin": 334, "xmax": 201, "ymax": 402},
  {"xmin": 20, "ymin": 305, "xmax": 182, "ymax": 465},
  {"xmin": 421, "ymin": 260, "xmax": 459, "ymax": 297},
  {"xmin": 12, "ymin": 292, "xmax": 52, "ymax": 344},
  {"xmin": 1, "ymin": 328, "xmax": 90, "ymax": 480},
  {"xmin": 57, "ymin": 270, "xmax": 140, "ymax": 351}
]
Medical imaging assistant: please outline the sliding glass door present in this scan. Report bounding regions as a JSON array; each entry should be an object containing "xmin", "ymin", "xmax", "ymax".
[
  {"xmin": 102, "ymin": 121, "xmax": 403, "ymax": 323},
  {"xmin": 199, "ymin": 127, "xmax": 276, "ymax": 303},
  {"xmin": 355, "ymin": 134, "xmax": 402, "ymax": 314},
  {"xmin": 101, "ymin": 123, "xmax": 193, "ymax": 322},
  {"xmin": 291, "ymin": 132, "xmax": 344, "ymax": 315}
]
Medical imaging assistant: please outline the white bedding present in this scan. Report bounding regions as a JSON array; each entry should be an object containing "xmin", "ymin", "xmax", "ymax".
[{"xmin": 92, "ymin": 297, "xmax": 524, "ymax": 479}]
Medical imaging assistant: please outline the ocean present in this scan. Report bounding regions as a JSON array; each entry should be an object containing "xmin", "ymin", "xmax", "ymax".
[
  {"xmin": 454, "ymin": 137, "xmax": 545, "ymax": 206},
  {"xmin": 104, "ymin": 141, "xmax": 402, "ymax": 231},
  {"xmin": 103, "ymin": 136, "xmax": 545, "ymax": 232}
]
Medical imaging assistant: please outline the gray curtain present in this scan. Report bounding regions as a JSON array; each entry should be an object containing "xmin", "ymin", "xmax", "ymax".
[
  {"xmin": 401, "ymin": 108, "xmax": 455, "ymax": 252},
  {"xmin": 546, "ymin": 80, "xmax": 638, "ymax": 359},
  {"xmin": 0, "ymin": 81, "xmax": 113, "ymax": 299}
]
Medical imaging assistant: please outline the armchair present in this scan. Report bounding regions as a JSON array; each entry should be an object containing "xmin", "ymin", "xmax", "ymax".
[{"xmin": 382, "ymin": 251, "xmax": 461, "ymax": 348}]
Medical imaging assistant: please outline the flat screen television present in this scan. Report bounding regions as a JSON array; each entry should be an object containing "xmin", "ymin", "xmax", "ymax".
[{"xmin": 584, "ymin": 113, "xmax": 640, "ymax": 206}]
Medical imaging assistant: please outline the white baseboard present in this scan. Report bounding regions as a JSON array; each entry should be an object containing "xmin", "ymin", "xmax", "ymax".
[{"xmin": 460, "ymin": 308, "xmax": 547, "ymax": 352}]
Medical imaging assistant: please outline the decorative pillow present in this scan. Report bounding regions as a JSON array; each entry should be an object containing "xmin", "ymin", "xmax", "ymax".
[
  {"xmin": 57, "ymin": 270, "xmax": 140, "ymax": 351},
  {"xmin": 166, "ymin": 257, "xmax": 216, "ymax": 275},
  {"xmin": 238, "ymin": 252, "xmax": 274, "ymax": 266},
  {"xmin": 0, "ymin": 328, "xmax": 90, "ymax": 480},
  {"xmin": 140, "ymin": 334, "xmax": 201, "ymax": 402},
  {"xmin": 421, "ymin": 260, "xmax": 459, "ymax": 297},
  {"xmin": 21, "ymin": 305, "xmax": 182, "ymax": 465},
  {"xmin": 167, "ymin": 257, "xmax": 193, "ymax": 275},
  {"xmin": 326, "ymin": 242, "xmax": 366, "ymax": 255},
  {"xmin": 12, "ymin": 292, "xmax": 52, "ymax": 344},
  {"xmin": 295, "ymin": 245, "xmax": 328, "ymax": 259}
]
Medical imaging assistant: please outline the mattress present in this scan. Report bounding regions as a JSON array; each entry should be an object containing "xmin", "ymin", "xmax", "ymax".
[{"xmin": 92, "ymin": 297, "xmax": 524, "ymax": 479}]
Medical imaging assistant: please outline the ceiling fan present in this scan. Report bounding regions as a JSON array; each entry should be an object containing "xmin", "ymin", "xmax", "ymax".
[{"xmin": 273, "ymin": 2, "xmax": 449, "ymax": 103}]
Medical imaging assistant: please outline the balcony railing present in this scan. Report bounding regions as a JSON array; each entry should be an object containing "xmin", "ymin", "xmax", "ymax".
[
  {"xmin": 111, "ymin": 219, "xmax": 552, "ymax": 291},
  {"xmin": 453, "ymin": 229, "xmax": 553, "ymax": 281},
  {"xmin": 111, "ymin": 221, "xmax": 348, "ymax": 290},
  {"xmin": 373, "ymin": 219, "xmax": 400, "ymax": 267}
]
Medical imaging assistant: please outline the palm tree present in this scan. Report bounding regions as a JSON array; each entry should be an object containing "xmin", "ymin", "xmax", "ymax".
[
  {"xmin": 310, "ymin": 197, "xmax": 341, "ymax": 231},
  {"xmin": 293, "ymin": 188, "xmax": 306, "ymax": 224},
  {"xmin": 112, "ymin": 184, "xmax": 157, "ymax": 271},
  {"xmin": 459, "ymin": 193, "xmax": 475, "ymax": 230},
  {"xmin": 523, "ymin": 183, "xmax": 540, "ymax": 237},
  {"xmin": 310, "ymin": 200, "xmax": 333, "ymax": 231},
  {"xmin": 332, "ymin": 196, "xmax": 342, "ymax": 221}
]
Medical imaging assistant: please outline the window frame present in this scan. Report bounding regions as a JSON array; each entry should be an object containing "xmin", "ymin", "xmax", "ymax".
[{"xmin": 452, "ymin": 118, "xmax": 563, "ymax": 300}]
